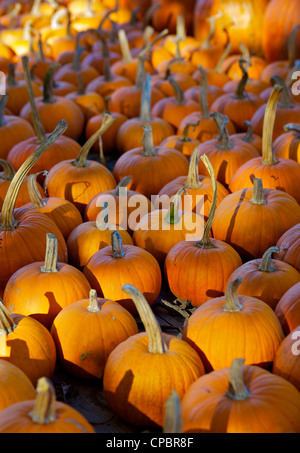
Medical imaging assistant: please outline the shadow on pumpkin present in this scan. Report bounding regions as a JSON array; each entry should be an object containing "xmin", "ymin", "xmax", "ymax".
[{"xmin": 65, "ymin": 181, "xmax": 91, "ymax": 214}]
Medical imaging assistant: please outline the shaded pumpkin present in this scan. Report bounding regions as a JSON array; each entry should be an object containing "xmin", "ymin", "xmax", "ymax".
[
  {"xmin": 276, "ymin": 224, "xmax": 300, "ymax": 273},
  {"xmin": 0, "ymin": 360, "xmax": 35, "ymax": 412},
  {"xmin": 273, "ymin": 123, "xmax": 300, "ymax": 163},
  {"xmin": 273, "ymin": 326, "xmax": 300, "ymax": 392},
  {"xmin": 275, "ymin": 282, "xmax": 300, "ymax": 336}
]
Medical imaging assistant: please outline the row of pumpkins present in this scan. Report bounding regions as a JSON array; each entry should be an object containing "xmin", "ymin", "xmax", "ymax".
[{"xmin": 0, "ymin": 0, "xmax": 299, "ymax": 434}]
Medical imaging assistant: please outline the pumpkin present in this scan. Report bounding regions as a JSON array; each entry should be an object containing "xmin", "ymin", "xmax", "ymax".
[
  {"xmin": 157, "ymin": 147, "xmax": 229, "ymax": 221},
  {"xmin": 45, "ymin": 114, "xmax": 117, "ymax": 215},
  {"xmin": 0, "ymin": 300, "xmax": 57, "ymax": 386},
  {"xmin": 84, "ymin": 175, "xmax": 153, "ymax": 232},
  {"xmin": 164, "ymin": 154, "xmax": 242, "ymax": 307},
  {"xmin": 274, "ymin": 123, "xmax": 300, "ymax": 163},
  {"xmin": 275, "ymin": 282, "xmax": 300, "ymax": 336},
  {"xmin": 277, "ymin": 224, "xmax": 300, "ymax": 273},
  {"xmin": 222, "ymin": 43, "xmax": 268, "ymax": 83},
  {"xmin": 159, "ymin": 121, "xmax": 202, "ymax": 159},
  {"xmin": 0, "ymin": 94, "xmax": 35, "ymax": 160},
  {"xmin": 3, "ymin": 233, "xmax": 91, "ymax": 329},
  {"xmin": 0, "ymin": 159, "xmax": 45, "ymax": 210},
  {"xmin": 230, "ymin": 80, "xmax": 300, "ymax": 203},
  {"xmin": 0, "ymin": 360, "xmax": 35, "ymax": 412},
  {"xmin": 262, "ymin": 0, "xmax": 300, "ymax": 62},
  {"xmin": 273, "ymin": 326, "xmax": 300, "ymax": 392},
  {"xmin": 151, "ymin": 0, "xmax": 196, "ymax": 35},
  {"xmin": 185, "ymin": 64, "xmax": 225, "ymax": 108},
  {"xmin": 20, "ymin": 62, "xmax": 85, "ymax": 140},
  {"xmin": 83, "ymin": 230, "xmax": 162, "ymax": 314},
  {"xmin": 182, "ymin": 278, "xmax": 284, "ymax": 372},
  {"xmin": 194, "ymin": 0, "xmax": 270, "ymax": 56},
  {"xmin": 181, "ymin": 358, "xmax": 300, "ymax": 433},
  {"xmin": 230, "ymin": 120, "xmax": 262, "ymax": 154},
  {"xmin": 210, "ymin": 59, "xmax": 264, "ymax": 131},
  {"xmin": 103, "ymin": 284, "xmax": 205, "ymax": 427},
  {"xmin": 0, "ymin": 121, "xmax": 68, "ymax": 292},
  {"xmin": 226, "ymin": 246, "xmax": 300, "ymax": 311},
  {"xmin": 213, "ymin": 177, "xmax": 300, "ymax": 260},
  {"xmin": 50, "ymin": 288, "xmax": 138, "ymax": 379},
  {"xmin": 22, "ymin": 173, "xmax": 83, "ymax": 239},
  {"xmin": 192, "ymin": 43, "xmax": 232, "ymax": 89},
  {"xmin": 0, "ymin": 377, "xmax": 95, "ymax": 433},
  {"xmin": 67, "ymin": 201, "xmax": 134, "ymax": 269},
  {"xmin": 113, "ymin": 122, "xmax": 189, "ymax": 199},
  {"xmin": 196, "ymin": 112, "xmax": 259, "ymax": 188}
]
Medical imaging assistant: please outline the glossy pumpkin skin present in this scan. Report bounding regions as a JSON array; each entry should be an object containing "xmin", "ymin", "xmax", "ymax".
[
  {"xmin": 177, "ymin": 112, "xmax": 236, "ymax": 144},
  {"xmin": 103, "ymin": 332, "xmax": 204, "ymax": 427},
  {"xmin": 225, "ymin": 256, "xmax": 300, "ymax": 311},
  {"xmin": 85, "ymin": 112, "xmax": 128, "ymax": 154},
  {"xmin": 113, "ymin": 147, "xmax": 189, "ymax": 199},
  {"xmin": 0, "ymin": 208, "xmax": 68, "ymax": 291},
  {"xmin": 0, "ymin": 312, "xmax": 57, "ymax": 386},
  {"xmin": 67, "ymin": 222, "xmax": 134, "ymax": 269},
  {"xmin": 7, "ymin": 135, "xmax": 82, "ymax": 174},
  {"xmin": 274, "ymin": 130, "xmax": 300, "ymax": 163},
  {"xmin": 3, "ymin": 259, "xmax": 92, "ymax": 330},
  {"xmin": 0, "ymin": 360, "xmax": 36, "ymax": 412},
  {"xmin": 181, "ymin": 363, "xmax": 300, "ymax": 433},
  {"xmin": 273, "ymin": 326, "xmax": 300, "ymax": 392},
  {"xmin": 275, "ymin": 282, "xmax": 300, "ymax": 336},
  {"xmin": 0, "ymin": 398, "xmax": 95, "ymax": 433},
  {"xmin": 83, "ymin": 244, "xmax": 162, "ymax": 315},
  {"xmin": 262, "ymin": 0, "xmax": 300, "ymax": 62},
  {"xmin": 277, "ymin": 224, "xmax": 300, "ymax": 273},
  {"xmin": 45, "ymin": 160, "xmax": 117, "ymax": 215},
  {"xmin": 50, "ymin": 296, "xmax": 139, "ymax": 380},
  {"xmin": 182, "ymin": 293, "xmax": 284, "ymax": 372},
  {"xmin": 212, "ymin": 188, "xmax": 300, "ymax": 260},
  {"xmin": 165, "ymin": 238, "xmax": 243, "ymax": 307}
]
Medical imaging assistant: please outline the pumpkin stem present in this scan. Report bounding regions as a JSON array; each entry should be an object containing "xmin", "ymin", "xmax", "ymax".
[
  {"xmin": 99, "ymin": 136, "xmax": 106, "ymax": 167},
  {"xmin": 181, "ymin": 121, "xmax": 200, "ymax": 142},
  {"xmin": 0, "ymin": 159, "xmax": 15, "ymax": 180},
  {"xmin": 198, "ymin": 65, "xmax": 210, "ymax": 118},
  {"xmin": 0, "ymin": 120, "xmax": 68, "ymax": 231},
  {"xmin": 142, "ymin": 25, "xmax": 154, "ymax": 51},
  {"xmin": 211, "ymin": 112, "xmax": 233, "ymax": 150},
  {"xmin": 226, "ymin": 358, "xmax": 250, "ymax": 401},
  {"xmin": 163, "ymin": 390, "xmax": 183, "ymax": 434},
  {"xmin": 164, "ymin": 187, "xmax": 186, "ymax": 225},
  {"xmin": 250, "ymin": 178, "xmax": 266, "ymax": 205},
  {"xmin": 122, "ymin": 284, "xmax": 168, "ymax": 354},
  {"xmin": 195, "ymin": 154, "xmax": 217, "ymax": 249},
  {"xmin": 96, "ymin": 201, "xmax": 110, "ymax": 230},
  {"xmin": 112, "ymin": 176, "xmax": 132, "ymax": 195},
  {"xmin": 261, "ymin": 82, "xmax": 283, "ymax": 166},
  {"xmin": 87, "ymin": 289, "xmax": 100, "ymax": 312},
  {"xmin": 72, "ymin": 113, "xmax": 115, "ymax": 167},
  {"xmin": 37, "ymin": 33, "xmax": 45, "ymax": 62},
  {"xmin": 169, "ymin": 76, "xmax": 185, "ymax": 105},
  {"xmin": 40, "ymin": 233, "xmax": 59, "ymax": 273},
  {"xmin": 22, "ymin": 56, "xmax": 46, "ymax": 143},
  {"xmin": 7, "ymin": 64, "xmax": 17, "ymax": 86},
  {"xmin": 223, "ymin": 278, "xmax": 243, "ymax": 312},
  {"xmin": 72, "ymin": 42, "xmax": 85, "ymax": 71},
  {"xmin": 288, "ymin": 25, "xmax": 300, "ymax": 68},
  {"xmin": 50, "ymin": 6, "xmax": 67, "ymax": 30},
  {"xmin": 27, "ymin": 172, "xmax": 47, "ymax": 208},
  {"xmin": 201, "ymin": 12, "xmax": 221, "ymax": 50},
  {"xmin": 0, "ymin": 299, "xmax": 17, "ymax": 334},
  {"xmin": 243, "ymin": 121, "xmax": 254, "ymax": 143},
  {"xmin": 214, "ymin": 43, "xmax": 232, "ymax": 74},
  {"xmin": 31, "ymin": 0, "xmax": 42, "ymax": 16},
  {"xmin": 76, "ymin": 72, "xmax": 85, "ymax": 95},
  {"xmin": 118, "ymin": 29, "xmax": 133, "ymax": 63},
  {"xmin": 103, "ymin": 56, "xmax": 112, "ymax": 82},
  {"xmin": 135, "ymin": 55, "xmax": 146, "ymax": 90},
  {"xmin": 235, "ymin": 59, "xmax": 248, "ymax": 99},
  {"xmin": 140, "ymin": 72, "xmax": 152, "ymax": 122},
  {"xmin": 141, "ymin": 122, "xmax": 156, "ymax": 156},
  {"xmin": 258, "ymin": 246, "xmax": 279, "ymax": 273},
  {"xmin": 271, "ymin": 75, "xmax": 293, "ymax": 109},
  {"xmin": 186, "ymin": 147, "xmax": 202, "ymax": 189},
  {"xmin": 176, "ymin": 13, "xmax": 186, "ymax": 43},
  {"xmin": 0, "ymin": 95, "xmax": 7, "ymax": 127},
  {"xmin": 29, "ymin": 377, "xmax": 57, "ymax": 424},
  {"xmin": 283, "ymin": 123, "xmax": 300, "ymax": 135},
  {"xmin": 43, "ymin": 63, "xmax": 61, "ymax": 104},
  {"xmin": 111, "ymin": 230, "xmax": 125, "ymax": 258}
]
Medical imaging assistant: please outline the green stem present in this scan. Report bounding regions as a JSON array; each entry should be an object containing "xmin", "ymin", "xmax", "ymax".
[{"xmin": 164, "ymin": 187, "xmax": 186, "ymax": 224}]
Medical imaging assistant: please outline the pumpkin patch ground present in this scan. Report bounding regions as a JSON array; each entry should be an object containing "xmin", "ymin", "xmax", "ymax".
[{"xmin": 0, "ymin": 0, "xmax": 299, "ymax": 435}]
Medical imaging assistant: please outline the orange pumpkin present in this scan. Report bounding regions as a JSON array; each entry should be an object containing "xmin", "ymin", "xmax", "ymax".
[
  {"xmin": 0, "ymin": 360, "xmax": 35, "ymax": 412},
  {"xmin": 275, "ymin": 282, "xmax": 300, "ymax": 336},
  {"xmin": 0, "ymin": 377, "xmax": 95, "ymax": 433},
  {"xmin": 277, "ymin": 224, "xmax": 300, "ymax": 273},
  {"xmin": 103, "ymin": 284, "xmax": 204, "ymax": 427},
  {"xmin": 50, "ymin": 288, "xmax": 138, "ymax": 379},
  {"xmin": 273, "ymin": 123, "xmax": 300, "ymax": 163},
  {"xmin": 273, "ymin": 326, "xmax": 300, "ymax": 392}
]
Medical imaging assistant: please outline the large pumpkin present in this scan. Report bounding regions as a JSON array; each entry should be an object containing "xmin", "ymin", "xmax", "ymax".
[
  {"xmin": 181, "ymin": 358, "xmax": 300, "ymax": 433},
  {"xmin": 0, "ymin": 360, "xmax": 35, "ymax": 412}
]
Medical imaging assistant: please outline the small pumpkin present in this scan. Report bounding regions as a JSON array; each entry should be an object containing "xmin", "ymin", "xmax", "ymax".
[
  {"xmin": 83, "ymin": 230, "xmax": 162, "ymax": 314},
  {"xmin": 0, "ymin": 377, "xmax": 95, "ymax": 433},
  {"xmin": 277, "ymin": 223, "xmax": 300, "ymax": 273},
  {"xmin": 50, "ymin": 288, "xmax": 138, "ymax": 379},
  {"xmin": 181, "ymin": 358, "xmax": 300, "ymax": 433},
  {"xmin": 274, "ymin": 123, "xmax": 300, "ymax": 163},
  {"xmin": 103, "ymin": 284, "xmax": 205, "ymax": 428},
  {"xmin": 275, "ymin": 282, "xmax": 300, "ymax": 336}
]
